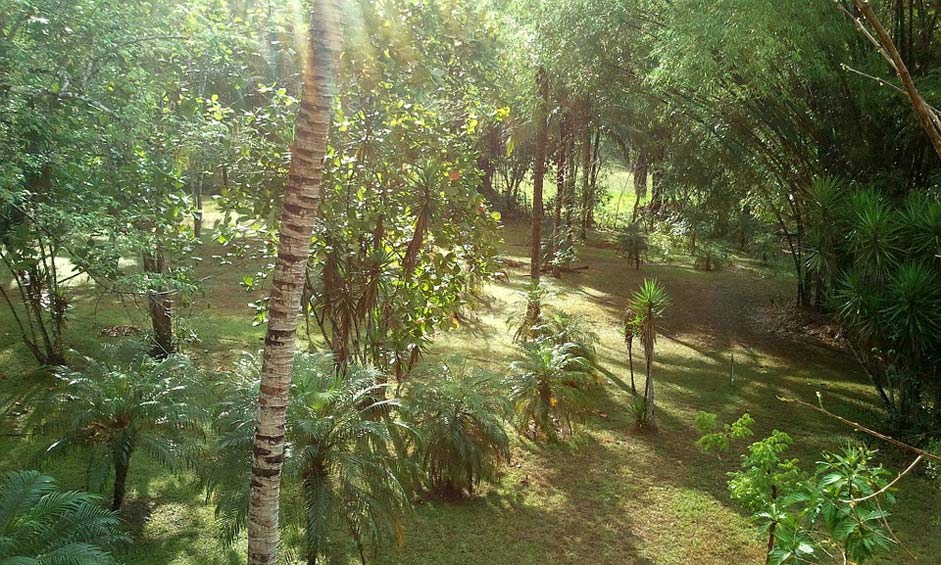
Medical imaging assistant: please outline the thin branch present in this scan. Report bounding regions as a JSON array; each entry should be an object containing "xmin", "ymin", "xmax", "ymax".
[
  {"xmin": 777, "ymin": 394, "xmax": 941, "ymax": 464},
  {"xmin": 844, "ymin": 454, "xmax": 923, "ymax": 504}
]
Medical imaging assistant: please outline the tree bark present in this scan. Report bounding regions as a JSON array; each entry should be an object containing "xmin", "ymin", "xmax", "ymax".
[
  {"xmin": 632, "ymin": 153, "xmax": 647, "ymax": 222},
  {"xmin": 143, "ymin": 249, "xmax": 173, "ymax": 358},
  {"xmin": 530, "ymin": 68, "xmax": 548, "ymax": 284},
  {"xmin": 551, "ymin": 115, "xmax": 568, "ymax": 278},
  {"xmin": 247, "ymin": 2, "xmax": 341, "ymax": 563},
  {"xmin": 580, "ymin": 119, "xmax": 592, "ymax": 239},
  {"xmin": 112, "ymin": 456, "xmax": 130, "ymax": 511}
]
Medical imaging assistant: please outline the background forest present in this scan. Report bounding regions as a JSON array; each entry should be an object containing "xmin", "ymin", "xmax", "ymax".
[{"xmin": 1, "ymin": 0, "xmax": 940, "ymax": 563}]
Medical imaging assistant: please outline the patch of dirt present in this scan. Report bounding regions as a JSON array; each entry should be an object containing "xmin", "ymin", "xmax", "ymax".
[
  {"xmin": 99, "ymin": 324, "xmax": 143, "ymax": 337},
  {"xmin": 747, "ymin": 299, "xmax": 844, "ymax": 350}
]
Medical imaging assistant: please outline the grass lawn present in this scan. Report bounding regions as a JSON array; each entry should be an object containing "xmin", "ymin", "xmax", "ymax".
[{"xmin": 1, "ymin": 219, "xmax": 938, "ymax": 564}]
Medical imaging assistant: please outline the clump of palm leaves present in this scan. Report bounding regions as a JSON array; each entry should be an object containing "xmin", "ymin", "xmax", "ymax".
[
  {"xmin": 0, "ymin": 470, "xmax": 130, "ymax": 563},
  {"xmin": 627, "ymin": 279, "xmax": 670, "ymax": 428},
  {"xmin": 508, "ymin": 340, "xmax": 594, "ymax": 440},
  {"xmin": 692, "ymin": 242, "xmax": 729, "ymax": 271},
  {"xmin": 509, "ymin": 285, "xmax": 601, "ymax": 382},
  {"xmin": 403, "ymin": 362, "xmax": 510, "ymax": 498},
  {"xmin": 614, "ymin": 221, "xmax": 647, "ymax": 269},
  {"xmin": 32, "ymin": 351, "xmax": 206, "ymax": 510},
  {"xmin": 202, "ymin": 352, "xmax": 412, "ymax": 564}
]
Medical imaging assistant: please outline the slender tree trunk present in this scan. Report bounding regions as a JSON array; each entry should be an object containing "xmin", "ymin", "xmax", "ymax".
[
  {"xmin": 765, "ymin": 484, "xmax": 778, "ymax": 563},
  {"xmin": 112, "ymin": 457, "xmax": 130, "ymax": 511},
  {"xmin": 644, "ymin": 349, "xmax": 655, "ymax": 426},
  {"xmin": 530, "ymin": 68, "xmax": 548, "ymax": 284},
  {"xmin": 632, "ymin": 153, "xmax": 647, "ymax": 222},
  {"xmin": 247, "ymin": 2, "xmax": 341, "ymax": 563},
  {"xmin": 580, "ymin": 119, "xmax": 592, "ymax": 239},
  {"xmin": 143, "ymin": 249, "xmax": 173, "ymax": 358},
  {"xmin": 551, "ymin": 115, "xmax": 568, "ymax": 278},
  {"xmin": 193, "ymin": 173, "xmax": 204, "ymax": 238},
  {"xmin": 628, "ymin": 336, "xmax": 636, "ymax": 395}
]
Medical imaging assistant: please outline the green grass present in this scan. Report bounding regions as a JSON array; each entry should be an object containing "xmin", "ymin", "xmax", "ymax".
[{"xmin": 1, "ymin": 219, "xmax": 939, "ymax": 564}]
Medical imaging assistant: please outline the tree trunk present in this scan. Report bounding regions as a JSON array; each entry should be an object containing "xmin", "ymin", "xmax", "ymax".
[
  {"xmin": 530, "ymin": 68, "xmax": 548, "ymax": 284},
  {"xmin": 112, "ymin": 456, "xmax": 130, "ymax": 511},
  {"xmin": 193, "ymin": 172, "xmax": 204, "ymax": 238},
  {"xmin": 632, "ymin": 153, "xmax": 647, "ymax": 222},
  {"xmin": 247, "ymin": 2, "xmax": 341, "ymax": 563},
  {"xmin": 551, "ymin": 115, "xmax": 568, "ymax": 278},
  {"xmin": 143, "ymin": 249, "xmax": 173, "ymax": 358},
  {"xmin": 644, "ymin": 352, "xmax": 655, "ymax": 426},
  {"xmin": 580, "ymin": 119, "xmax": 592, "ymax": 239},
  {"xmin": 628, "ymin": 337, "xmax": 636, "ymax": 395}
]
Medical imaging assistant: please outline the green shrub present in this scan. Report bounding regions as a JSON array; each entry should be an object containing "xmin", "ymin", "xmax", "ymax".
[{"xmin": 404, "ymin": 364, "xmax": 510, "ymax": 497}]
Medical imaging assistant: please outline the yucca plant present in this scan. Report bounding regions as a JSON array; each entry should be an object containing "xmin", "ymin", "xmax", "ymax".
[
  {"xmin": 35, "ymin": 353, "xmax": 206, "ymax": 510},
  {"xmin": 203, "ymin": 353, "xmax": 412, "ymax": 564},
  {"xmin": 902, "ymin": 192, "xmax": 941, "ymax": 262},
  {"xmin": 804, "ymin": 176, "xmax": 845, "ymax": 289},
  {"xmin": 508, "ymin": 341, "xmax": 592, "ymax": 440},
  {"xmin": 628, "ymin": 279, "xmax": 670, "ymax": 427},
  {"xmin": 848, "ymin": 188, "xmax": 901, "ymax": 282},
  {"xmin": 0, "ymin": 470, "xmax": 130, "ymax": 563},
  {"xmin": 404, "ymin": 363, "xmax": 510, "ymax": 497}
]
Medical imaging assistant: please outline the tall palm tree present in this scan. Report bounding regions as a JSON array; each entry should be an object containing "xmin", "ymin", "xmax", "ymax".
[
  {"xmin": 37, "ymin": 353, "xmax": 205, "ymax": 510},
  {"xmin": 248, "ymin": 1, "xmax": 343, "ymax": 563},
  {"xmin": 0, "ymin": 470, "xmax": 130, "ymax": 563},
  {"xmin": 628, "ymin": 279, "xmax": 669, "ymax": 427},
  {"xmin": 205, "ymin": 353, "xmax": 411, "ymax": 565}
]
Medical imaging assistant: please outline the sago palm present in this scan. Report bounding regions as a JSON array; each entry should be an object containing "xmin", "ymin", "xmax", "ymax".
[
  {"xmin": 628, "ymin": 279, "xmax": 670, "ymax": 427},
  {"xmin": 36, "ymin": 353, "xmax": 205, "ymax": 510},
  {"xmin": 508, "ymin": 341, "xmax": 592, "ymax": 440},
  {"xmin": 204, "ymin": 353, "xmax": 412, "ymax": 565},
  {"xmin": 0, "ymin": 470, "xmax": 129, "ymax": 563},
  {"xmin": 404, "ymin": 363, "xmax": 510, "ymax": 497}
]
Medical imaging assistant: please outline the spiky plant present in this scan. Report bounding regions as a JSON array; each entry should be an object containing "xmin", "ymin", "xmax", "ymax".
[
  {"xmin": 848, "ymin": 188, "xmax": 901, "ymax": 281},
  {"xmin": 532, "ymin": 309, "xmax": 600, "ymax": 383},
  {"xmin": 0, "ymin": 470, "xmax": 129, "ymax": 563},
  {"xmin": 804, "ymin": 176, "xmax": 845, "ymax": 288},
  {"xmin": 882, "ymin": 263, "xmax": 941, "ymax": 359},
  {"xmin": 903, "ymin": 192, "xmax": 941, "ymax": 262},
  {"xmin": 36, "ymin": 353, "xmax": 205, "ymax": 510},
  {"xmin": 203, "ymin": 353, "xmax": 412, "ymax": 564},
  {"xmin": 404, "ymin": 363, "xmax": 510, "ymax": 497},
  {"xmin": 628, "ymin": 279, "xmax": 670, "ymax": 427},
  {"xmin": 508, "ymin": 341, "xmax": 592, "ymax": 440}
]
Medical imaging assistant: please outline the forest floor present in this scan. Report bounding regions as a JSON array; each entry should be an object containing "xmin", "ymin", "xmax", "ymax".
[{"xmin": 1, "ymin": 220, "xmax": 939, "ymax": 564}]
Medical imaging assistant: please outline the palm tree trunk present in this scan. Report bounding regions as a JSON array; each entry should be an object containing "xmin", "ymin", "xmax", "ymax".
[
  {"xmin": 644, "ymin": 345, "xmax": 655, "ymax": 425},
  {"xmin": 112, "ymin": 457, "xmax": 130, "ymax": 511},
  {"xmin": 247, "ymin": 2, "xmax": 341, "ymax": 563},
  {"xmin": 530, "ymin": 68, "xmax": 549, "ymax": 284}
]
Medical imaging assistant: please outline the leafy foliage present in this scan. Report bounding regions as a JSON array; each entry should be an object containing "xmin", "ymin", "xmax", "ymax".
[
  {"xmin": 404, "ymin": 362, "xmax": 510, "ymax": 497},
  {"xmin": 203, "ymin": 353, "xmax": 412, "ymax": 562},
  {"xmin": 0, "ymin": 470, "xmax": 129, "ymax": 564},
  {"xmin": 508, "ymin": 341, "xmax": 593, "ymax": 440},
  {"xmin": 34, "ymin": 351, "xmax": 206, "ymax": 509}
]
